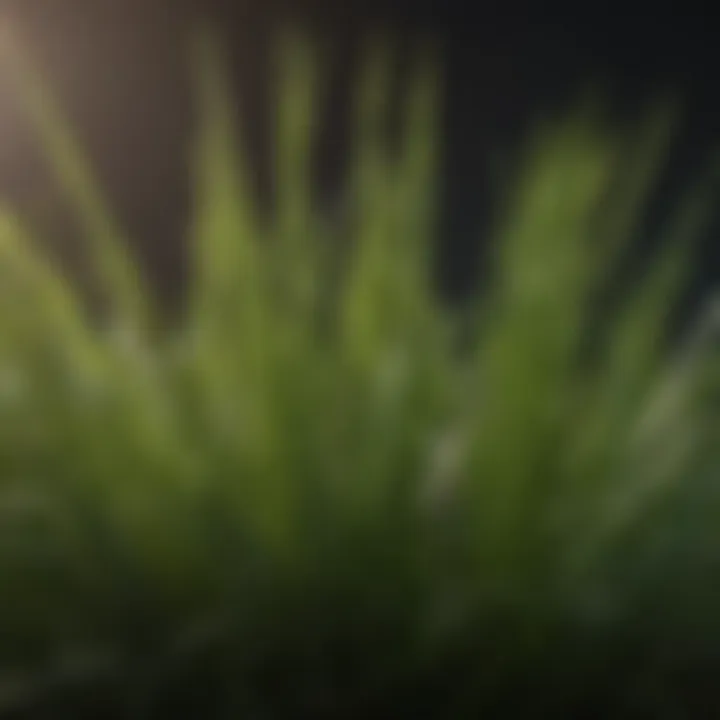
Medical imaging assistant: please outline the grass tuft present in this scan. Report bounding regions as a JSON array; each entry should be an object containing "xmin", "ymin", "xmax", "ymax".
[{"xmin": 0, "ymin": 28, "xmax": 718, "ymax": 718}]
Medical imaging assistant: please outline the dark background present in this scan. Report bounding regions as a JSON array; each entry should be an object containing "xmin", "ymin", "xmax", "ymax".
[{"xmin": 0, "ymin": 1, "xmax": 717, "ymax": 314}]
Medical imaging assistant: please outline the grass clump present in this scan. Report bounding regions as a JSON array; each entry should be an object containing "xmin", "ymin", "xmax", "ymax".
[{"xmin": 0, "ymin": 28, "xmax": 719, "ymax": 718}]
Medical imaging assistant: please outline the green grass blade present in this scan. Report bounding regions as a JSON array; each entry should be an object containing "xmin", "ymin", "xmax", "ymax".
[
  {"xmin": 272, "ymin": 30, "xmax": 321, "ymax": 328},
  {"xmin": 186, "ymin": 29, "xmax": 296, "ymax": 558},
  {"xmin": 466, "ymin": 112, "xmax": 616, "ymax": 574},
  {"xmin": 0, "ymin": 31, "xmax": 151, "ymax": 337},
  {"xmin": 590, "ymin": 100, "xmax": 680, "ymax": 279},
  {"xmin": 339, "ymin": 38, "xmax": 398, "ymax": 371}
]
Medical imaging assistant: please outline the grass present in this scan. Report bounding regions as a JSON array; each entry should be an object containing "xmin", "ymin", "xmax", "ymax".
[{"xmin": 0, "ymin": 27, "xmax": 719, "ymax": 717}]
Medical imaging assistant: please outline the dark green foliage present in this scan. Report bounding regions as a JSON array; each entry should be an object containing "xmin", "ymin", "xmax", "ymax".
[{"xmin": 0, "ymin": 28, "xmax": 718, "ymax": 717}]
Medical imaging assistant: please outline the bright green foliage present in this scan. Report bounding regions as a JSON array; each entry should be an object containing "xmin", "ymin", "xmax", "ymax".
[{"xmin": 0, "ymin": 29, "xmax": 718, "ymax": 717}]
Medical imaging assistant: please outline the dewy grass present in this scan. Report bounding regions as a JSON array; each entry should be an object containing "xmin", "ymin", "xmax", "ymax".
[{"xmin": 0, "ymin": 28, "xmax": 719, "ymax": 717}]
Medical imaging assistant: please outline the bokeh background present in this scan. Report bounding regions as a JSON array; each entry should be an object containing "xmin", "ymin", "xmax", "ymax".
[
  {"xmin": 1, "ymin": 1, "xmax": 717, "ymax": 315},
  {"xmin": 0, "ymin": 3, "xmax": 719, "ymax": 716}
]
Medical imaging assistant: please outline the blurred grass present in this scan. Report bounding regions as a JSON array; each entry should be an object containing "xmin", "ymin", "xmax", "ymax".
[{"xmin": 0, "ymin": 26, "xmax": 719, "ymax": 718}]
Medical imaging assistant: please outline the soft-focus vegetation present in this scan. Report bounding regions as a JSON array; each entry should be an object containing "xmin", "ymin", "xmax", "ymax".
[{"xmin": 0, "ymin": 29, "xmax": 719, "ymax": 718}]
